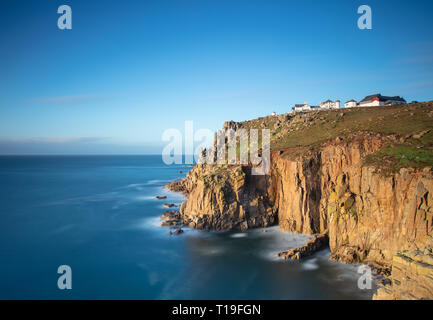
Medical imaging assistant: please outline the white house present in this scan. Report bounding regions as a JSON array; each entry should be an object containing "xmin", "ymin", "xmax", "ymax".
[
  {"xmin": 319, "ymin": 99, "xmax": 341, "ymax": 109},
  {"xmin": 358, "ymin": 94, "xmax": 406, "ymax": 107},
  {"xmin": 344, "ymin": 99, "xmax": 357, "ymax": 108},
  {"xmin": 292, "ymin": 102, "xmax": 311, "ymax": 112}
]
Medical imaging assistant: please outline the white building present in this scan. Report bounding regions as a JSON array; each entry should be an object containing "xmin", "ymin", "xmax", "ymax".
[
  {"xmin": 358, "ymin": 94, "xmax": 406, "ymax": 107},
  {"xmin": 292, "ymin": 102, "xmax": 311, "ymax": 112},
  {"xmin": 344, "ymin": 99, "xmax": 357, "ymax": 108},
  {"xmin": 319, "ymin": 99, "xmax": 340, "ymax": 109}
]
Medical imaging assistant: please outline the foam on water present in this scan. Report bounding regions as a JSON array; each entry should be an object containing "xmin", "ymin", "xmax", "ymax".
[
  {"xmin": 301, "ymin": 258, "xmax": 319, "ymax": 271},
  {"xmin": 135, "ymin": 195, "xmax": 157, "ymax": 201},
  {"xmin": 230, "ymin": 233, "xmax": 248, "ymax": 238},
  {"xmin": 46, "ymin": 191, "xmax": 120, "ymax": 206},
  {"xmin": 136, "ymin": 216, "xmax": 163, "ymax": 230},
  {"xmin": 146, "ymin": 179, "xmax": 168, "ymax": 185},
  {"xmin": 251, "ymin": 226, "xmax": 312, "ymax": 261}
]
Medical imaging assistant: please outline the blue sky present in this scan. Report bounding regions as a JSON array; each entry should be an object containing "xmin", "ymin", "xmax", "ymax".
[{"xmin": 0, "ymin": 0, "xmax": 432, "ymax": 154}]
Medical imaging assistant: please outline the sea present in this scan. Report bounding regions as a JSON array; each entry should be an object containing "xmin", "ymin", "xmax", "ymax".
[{"xmin": 0, "ymin": 155, "xmax": 377, "ymax": 299}]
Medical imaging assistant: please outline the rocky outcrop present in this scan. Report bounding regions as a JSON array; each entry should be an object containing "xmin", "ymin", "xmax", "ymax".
[
  {"xmin": 162, "ymin": 203, "xmax": 177, "ymax": 208},
  {"xmin": 166, "ymin": 165, "xmax": 276, "ymax": 231},
  {"xmin": 276, "ymin": 233, "xmax": 329, "ymax": 260},
  {"xmin": 160, "ymin": 210, "xmax": 182, "ymax": 227},
  {"xmin": 374, "ymin": 239, "xmax": 433, "ymax": 300},
  {"xmin": 160, "ymin": 211, "xmax": 184, "ymax": 236}
]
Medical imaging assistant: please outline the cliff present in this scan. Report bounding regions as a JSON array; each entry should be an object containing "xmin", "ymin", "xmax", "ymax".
[
  {"xmin": 373, "ymin": 239, "xmax": 433, "ymax": 300},
  {"xmin": 272, "ymin": 134, "xmax": 433, "ymax": 273},
  {"xmin": 167, "ymin": 164, "xmax": 275, "ymax": 230},
  {"xmin": 166, "ymin": 102, "xmax": 433, "ymax": 299}
]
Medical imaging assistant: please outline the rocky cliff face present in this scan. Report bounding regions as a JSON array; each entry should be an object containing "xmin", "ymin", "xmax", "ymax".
[
  {"xmin": 169, "ymin": 133, "xmax": 433, "ymax": 269},
  {"xmin": 272, "ymin": 134, "xmax": 433, "ymax": 274},
  {"xmin": 167, "ymin": 164, "xmax": 275, "ymax": 231},
  {"xmin": 166, "ymin": 103, "xmax": 433, "ymax": 299},
  {"xmin": 373, "ymin": 238, "xmax": 433, "ymax": 300}
]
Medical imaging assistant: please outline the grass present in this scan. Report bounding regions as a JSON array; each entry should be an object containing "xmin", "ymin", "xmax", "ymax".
[
  {"xmin": 232, "ymin": 101, "xmax": 433, "ymax": 171},
  {"xmin": 270, "ymin": 103, "xmax": 433, "ymax": 150},
  {"xmin": 364, "ymin": 144, "xmax": 433, "ymax": 174}
]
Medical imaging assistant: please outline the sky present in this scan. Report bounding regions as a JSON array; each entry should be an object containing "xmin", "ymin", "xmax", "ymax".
[{"xmin": 0, "ymin": 0, "xmax": 432, "ymax": 154}]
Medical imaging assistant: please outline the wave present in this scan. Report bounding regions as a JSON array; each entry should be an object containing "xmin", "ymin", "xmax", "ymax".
[
  {"xmin": 146, "ymin": 180, "xmax": 167, "ymax": 185},
  {"xmin": 230, "ymin": 233, "xmax": 248, "ymax": 238},
  {"xmin": 46, "ymin": 191, "xmax": 120, "ymax": 206},
  {"xmin": 122, "ymin": 183, "xmax": 146, "ymax": 190},
  {"xmin": 120, "ymin": 180, "xmax": 168, "ymax": 190},
  {"xmin": 135, "ymin": 195, "xmax": 157, "ymax": 201}
]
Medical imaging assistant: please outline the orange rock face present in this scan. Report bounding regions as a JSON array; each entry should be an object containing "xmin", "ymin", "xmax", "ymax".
[
  {"xmin": 167, "ymin": 165, "xmax": 275, "ymax": 231},
  {"xmin": 167, "ymin": 133, "xmax": 433, "ymax": 299},
  {"xmin": 272, "ymin": 135, "xmax": 432, "ymax": 271}
]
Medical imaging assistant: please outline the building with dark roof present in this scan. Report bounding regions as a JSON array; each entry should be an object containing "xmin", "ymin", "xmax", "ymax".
[{"xmin": 358, "ymin": 94, "xmax": 406, "ymax": 107}]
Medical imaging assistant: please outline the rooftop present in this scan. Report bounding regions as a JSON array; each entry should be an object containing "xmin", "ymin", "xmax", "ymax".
[{"xmin": 360, "ymin": 94, "xmax": 406, "ymax": 103}]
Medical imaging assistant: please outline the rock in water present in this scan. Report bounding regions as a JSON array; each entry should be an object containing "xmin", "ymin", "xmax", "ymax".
[
  {"xmin": 276, "ymin": 233, "xmax": 329, "ymax": 260},
  {"xmin": 160, "ymin": 210, "xmax": 182, "ymax": 228},
  {"xmin": 162, "ymin": 203, "xmax": 177, "ymax": 208},
  {"xmin": 174, "ymin": 228, "xmax": 184, "ymax": 235}
]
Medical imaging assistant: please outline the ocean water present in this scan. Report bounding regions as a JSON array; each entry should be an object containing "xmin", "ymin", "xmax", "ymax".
[{"xmin": 0, "ymin": 156, "xmax": 376, "ymax": 299}]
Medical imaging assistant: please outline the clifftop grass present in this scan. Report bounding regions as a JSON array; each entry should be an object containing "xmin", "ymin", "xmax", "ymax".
[
  {"xmin": 365, "ymin": 144, "xmax": 433, "ymax": 174},
  {"xmin": 232, "ymin": 101, "xmax": 433, "ymax": 170}
]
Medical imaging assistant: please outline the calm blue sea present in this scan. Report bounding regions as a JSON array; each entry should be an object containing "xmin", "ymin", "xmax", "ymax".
[{"xmin": 0, "ymin": 155, "xmax": 375, "ymax": 299}]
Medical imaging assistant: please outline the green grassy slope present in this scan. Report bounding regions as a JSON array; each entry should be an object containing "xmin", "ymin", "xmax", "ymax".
[{"xmin": 234, "ymin": 101, "xmax": 433, "ymax": 172}]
